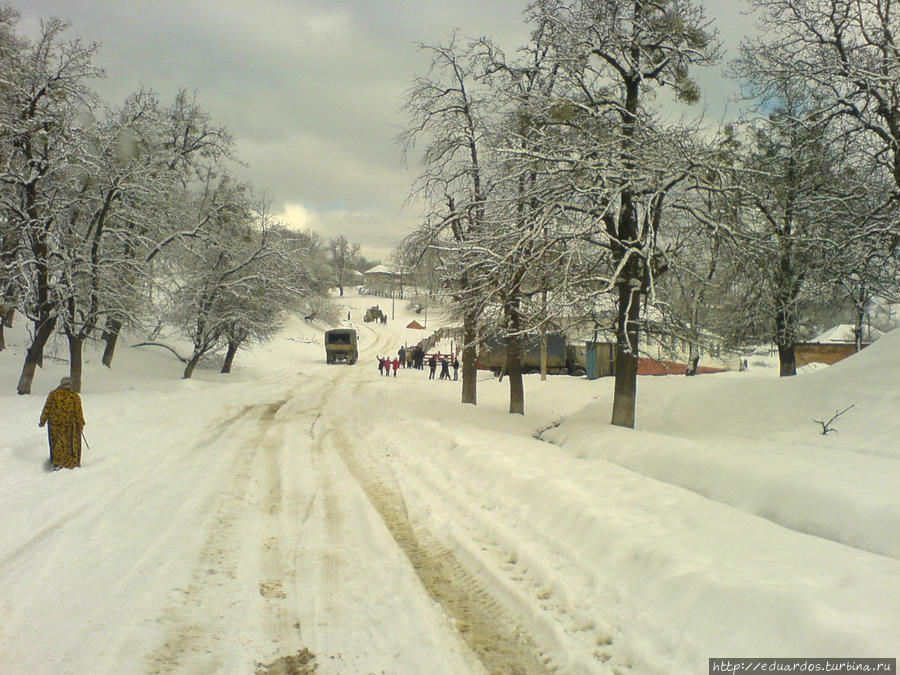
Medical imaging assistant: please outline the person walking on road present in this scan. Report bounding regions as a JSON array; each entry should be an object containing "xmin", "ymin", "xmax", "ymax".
[
  {"xmin": 428, "ymin": 353, "xmax": 437, "ymax": 379},
  {"xmin": 439, "ymin": 356, "xmax": 450, "ymax": 380},
  {"xmin": 453, "ymin": 356, "xmax": 460, "ymax": 381},
  {"xmin": 39, "ymin": 377, "xmax": 86, "ymax": 470},
  {"xmin": 391, "ymin": 358, "xmax": 400, "ymax": 377}
]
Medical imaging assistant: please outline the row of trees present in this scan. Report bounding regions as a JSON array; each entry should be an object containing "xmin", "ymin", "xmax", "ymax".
[
  {"xmin": 0, "ymin": 10, "xmax": 363, "ymax": 393},
  {"xmin": 399, "ymin": 0, "xmax": 900, "ymax": 426}
]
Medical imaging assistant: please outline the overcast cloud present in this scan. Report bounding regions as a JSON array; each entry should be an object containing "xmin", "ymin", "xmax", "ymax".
[{"xmin": 17, "ymin": 1, "xmax": 755, "ymax": 260}]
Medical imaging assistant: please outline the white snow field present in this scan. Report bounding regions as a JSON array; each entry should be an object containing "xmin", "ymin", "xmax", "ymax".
[{"xmin": 1, "ymin": 289, "xmax": 898, "ymax": 674}]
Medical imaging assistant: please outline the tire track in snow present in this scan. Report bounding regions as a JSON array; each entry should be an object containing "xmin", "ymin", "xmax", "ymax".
[
  {"xmin": 373, "ymin": 432, "xmax": 628, "ymax": 671},
  {"xmin": 0, "ymin": 510, "xmax": 79, "ymax": 569},
  {"xmin": 326, "ymin": 325, "xmax": 626, "ymax": 672},
  {"xmin": 321, "ymin": 422, "xmax": 553, "ymax": 675},
  {"xmin": 143, "ymin": 392, "xmax": 316, "ymax": 673},
  {"xmin": 308, "ymin": 366, "xmax": 354, "ymax": 599},
  {"xmin": 143, "ymin": 413, "xmax": 261, "ymax": 673},
  {"xmin": 306, "ymin": 321, "xmax": 408, "ymax": 601},
  {"xmin": 314, "ymin": 324, "xmax": 553, "ymax": 671},
  {"xmin": 257, "ymin": 398, "xmax": 303, "ymax": 653}
]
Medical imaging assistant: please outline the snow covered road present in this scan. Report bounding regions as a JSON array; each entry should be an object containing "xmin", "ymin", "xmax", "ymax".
[{"xmin": 1, "ymin": 310, "xmax": 557, "ymax": 674}]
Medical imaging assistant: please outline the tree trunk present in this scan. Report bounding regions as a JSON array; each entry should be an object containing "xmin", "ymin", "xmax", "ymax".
[
  {"xmin": 0, "ymin": 298, "xmax": 16, "ymax": 352},
  {"xmin": 610, "ymin": 284, "xmax": 641, "ymax": 428},
  {"xmin": 0, "ymin": 303, "xmax": 13, "ymax": 349},
  {"xmin": 853, "ymin": 304, "xmax": 865, "ymax": 353},
  {"xmin": 540, "ymin": 332, "xmax": 547, "ymax": 382},
  {"xmin": 686, "ymin": 343, "xmax": 700, "ymax": 376},
  {"xmin": 1, "ymin": 305, "xmax": 16, "ymax": 350},
  {"xmin": 67, "ymin": 333, "xmax": 84, "ymax": 393},
  {"xmin": 540, "ymin": 289, "xmax": 547, "ymax": 381},
  {"xmin": 609, "ymin": 63, "xmax": 642, "ymax": 428},
  {"xmin": 221, "ymin": 339, "xmax": 240, "ymax": 373},
  {"xmin": 101, "ymin": 318, "xmax": 122, "ymax": 368},
  {"xmin": 775, "ymin": 304, "xmax": 797, "ymax": 377},
  {"xmin": 507, "ymin": 332, "xmax": 525, "ymax": 415},
  {"xmin": 777, "ymin": 341, "xmax": 796, "ymax": 377},
  {"xmin": 461, "ymin": 309, "xmax": 478, "ymax": 405},
  {"xmin": 17, "ymin": 317, "xmax": 57, "ymax": 394},
  {"xmin": 183, "ymin": 353, "xmax": 201, "ymax": 379}
]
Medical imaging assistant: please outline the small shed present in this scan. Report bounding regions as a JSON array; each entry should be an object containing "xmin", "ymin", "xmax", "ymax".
[{"xmin": 795, "ymin": 324, "xmax": 878, "ymax": 366}]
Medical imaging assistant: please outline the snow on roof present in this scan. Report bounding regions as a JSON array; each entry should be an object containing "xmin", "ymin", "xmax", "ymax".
[
  {"xmin": 811, "ymin": 324, "xmax": 884, "ymax": 343},
  {"xmin": 812, "ymin": 324, "xmax": 857, "ymax": 343},
  {"xmin": 363, "ymin": 264, "xmax": 397, "ymax": 276}
]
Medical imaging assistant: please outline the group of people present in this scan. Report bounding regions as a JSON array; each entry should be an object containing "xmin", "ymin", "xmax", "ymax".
[
  {"xmin": 405, "ymin": 344, "xmax": 426, "ymax": 369},
  {"xmin": 376, "ymin": 355, "xmax": 401, "ymax": 377},
  {"xmin": 376, "ymin": 346, "xmax": 460, "ymax": 381},
  {"xmin": 427, "ymin": 353, "xmax": 459, "ymax": 381}
]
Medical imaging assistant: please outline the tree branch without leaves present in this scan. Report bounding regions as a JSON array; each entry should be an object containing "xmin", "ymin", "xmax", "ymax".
[
  {"xmin": 814, "ymin": 403, "xmax": 855, "ymax": 435},
  {"xmin": 131, "ymin": 342, "xmax": 188, "ymax": 363}
]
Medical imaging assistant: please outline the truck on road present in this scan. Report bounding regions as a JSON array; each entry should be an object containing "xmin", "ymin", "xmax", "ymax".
[{"xmin": 325, "ymin": 328, "xmax": 358, "ymax": 364}]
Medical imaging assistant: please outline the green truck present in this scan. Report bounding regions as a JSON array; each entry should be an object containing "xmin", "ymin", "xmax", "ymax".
[
  {"xmin": 477, "ymin": 333, "xmax": 614, "ymax": 377},
  {"xmin": 325, "ymin": 328, "xmax": 358, "ymax": 364},
  {"xmin": 477, "ymin": 333, "xmax": 570, "ymax": 375}
]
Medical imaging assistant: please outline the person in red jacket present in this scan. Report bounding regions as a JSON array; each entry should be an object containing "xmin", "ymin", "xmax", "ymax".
[{"xmin": 391, "ymin": 358, "xmax": 400, "ymax": 377}]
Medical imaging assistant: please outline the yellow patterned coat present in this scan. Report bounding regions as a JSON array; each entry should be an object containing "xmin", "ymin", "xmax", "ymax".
[{"xmin": 39, "ymin": 387, "xmax": 85, "ymax": 469}]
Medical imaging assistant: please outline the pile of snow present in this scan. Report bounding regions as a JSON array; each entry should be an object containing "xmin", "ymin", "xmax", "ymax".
[{"xmin": 543, "ymin": 328, "xmax": 900, "ymax": 557}]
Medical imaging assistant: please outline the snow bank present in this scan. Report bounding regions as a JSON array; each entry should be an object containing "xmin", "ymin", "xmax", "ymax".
[{"xmin": 543, "ymin": 328, "xmax": 900, "ymax": 558}]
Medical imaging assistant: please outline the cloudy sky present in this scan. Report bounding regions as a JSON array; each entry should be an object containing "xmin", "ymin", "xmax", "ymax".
[{"xmin": 18, "ymin": 1, "xmax": 753, "ymax": 260}]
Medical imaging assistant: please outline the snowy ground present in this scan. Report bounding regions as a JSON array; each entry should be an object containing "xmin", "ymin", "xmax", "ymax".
[{"xmin": 1, "ymin": 290, "xmax": 898, "ymax": 674}]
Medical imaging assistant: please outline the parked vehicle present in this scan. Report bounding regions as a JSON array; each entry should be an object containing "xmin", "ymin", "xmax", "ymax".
[
  {"xmin": 477, "ymin": 333, "xmax": 615, "ymax": 377},
  {"xmin": 479, "ymin": 333, "xmax": 569, "ymax": 375},
  {"xmin": 363, "ymin": 306, "xmax": 385, "ymax": 323},
  {"xmin": 325, "ymin": 328, "xmax": 358, "ymax": 364}
]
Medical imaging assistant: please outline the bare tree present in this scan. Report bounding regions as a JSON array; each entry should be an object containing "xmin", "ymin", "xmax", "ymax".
[
  {"xmin": 97, "ymin": 88, "xmax": 236, "ymax": 369},
  {"xmin": 0, "ymin": 16, "xmax": 103, "ymax": 394},
  {"xmin": 220, "ymin": 221, "xmax": 325, "ymax": 373},
  {"xmin": 156, "ymin": 176, "xmax": 250, "ymax": 378},
  {"xmin": 742, "ymin": 0, "xmax": 900, "ymax": 197},
  {"xmin": 0, "ymin": 6, "xmax": 26, "ymax": 351},
  {"xmin": 399, "ymin": 34, "xmax": 496, "ymax": 406},
  {"xmin": 328, "ymin": 235, "xmax": 361, "ymax": 297},
  {"xmin": 728, "ymin": 5, "xmax": 900, "ymax": 372},
  {"xmin": 520, "ymin": 0, "xmax": 720, "ymax": 426}
]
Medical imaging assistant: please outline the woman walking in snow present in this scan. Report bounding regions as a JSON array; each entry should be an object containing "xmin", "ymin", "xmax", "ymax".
[{"xmin": 39, "ymin": 377, "xmax": 86, "ymax": 469}]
